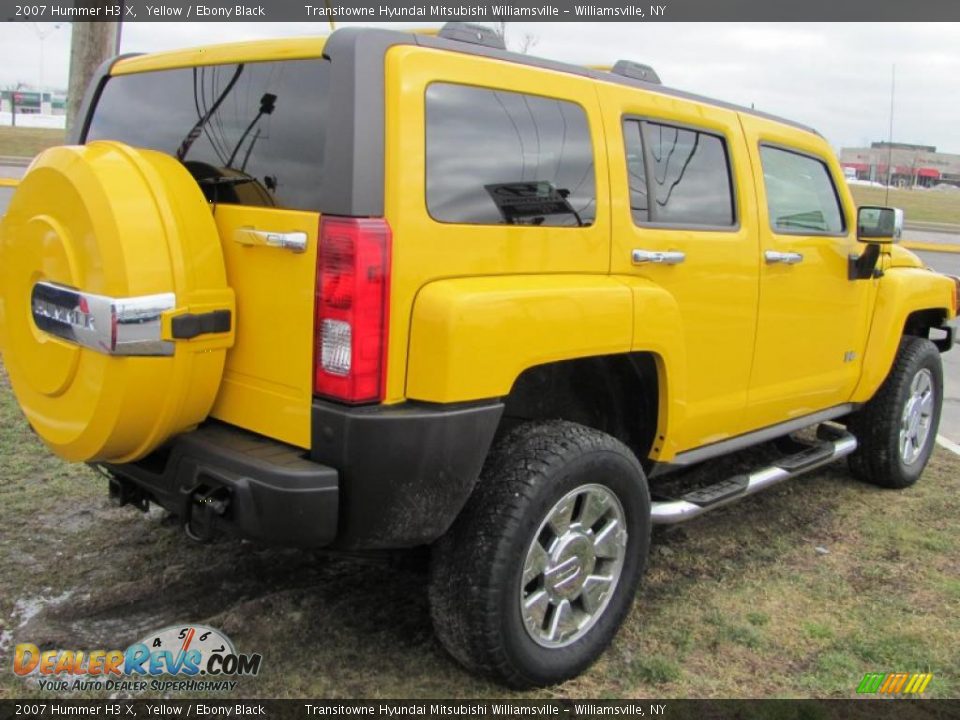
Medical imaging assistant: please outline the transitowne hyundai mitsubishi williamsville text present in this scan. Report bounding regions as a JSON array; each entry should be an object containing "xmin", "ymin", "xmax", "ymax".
[{"xmin": 0, "ymin": 24, "xmax": 957, "ymax": 687}]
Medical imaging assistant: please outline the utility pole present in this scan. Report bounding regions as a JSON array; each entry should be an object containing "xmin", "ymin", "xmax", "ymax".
[
  {"xmin": 31, "ymin": 22, "xmax": 63, "ymax": 101},
  {"xmin": 66, "ymin": 20, "xmax": 119, "ymax": 135},
  {"xmin": 884, "ymin": 64, "xmax": 895, "ymax": 205}
]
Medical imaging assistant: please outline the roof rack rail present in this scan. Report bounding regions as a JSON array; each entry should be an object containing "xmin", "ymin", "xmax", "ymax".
[
  {"xmin": 610, "ymin": 60, "xmax": 661, "ymax": 84},
  {"xmin": 437, "ymin": 23, "xmax": 506, "ymax": 50}
]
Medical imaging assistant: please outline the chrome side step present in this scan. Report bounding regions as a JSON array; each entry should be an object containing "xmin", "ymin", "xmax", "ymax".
[{"xmin": 650, "ymin": 424, "xmax": 857, "ymax": 525}]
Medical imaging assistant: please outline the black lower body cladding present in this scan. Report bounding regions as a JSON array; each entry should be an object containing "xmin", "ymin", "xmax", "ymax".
[{"xmin": 311, "ymin": 399, "xmax": 504, "ymax": 549}]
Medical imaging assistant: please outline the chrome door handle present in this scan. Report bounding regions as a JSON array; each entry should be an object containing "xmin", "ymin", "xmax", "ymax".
[
  {"xmin": 764, "ymin": 250, "xmax": 804, "ymax": 265},
  {"xmin": 235, "ymin": 227, "xmax": 308, "ymax": 253},
  {"xmin": 632, "ymin": 249, "xmax": 686, "ymax": 265}
]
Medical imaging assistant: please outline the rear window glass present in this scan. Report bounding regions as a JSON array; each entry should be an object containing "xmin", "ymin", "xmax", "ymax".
[
  {"xmin": 86, "ymin": 59, "xmax": 329, "ymax": 211},
  {"xmin": 425, "ymin": 83, "xmax": 596, "ymax": 227}
]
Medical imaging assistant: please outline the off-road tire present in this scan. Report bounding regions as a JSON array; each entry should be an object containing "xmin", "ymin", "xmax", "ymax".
[
  {"xmin": 429, "ymin": 421, "xmax": 651, "ymax": 688},
  {"xmin": 848, "ymin": 336, "xmax": 943, "ymax": 488}
]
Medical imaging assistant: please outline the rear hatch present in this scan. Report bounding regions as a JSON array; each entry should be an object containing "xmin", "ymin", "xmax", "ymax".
[{"xmin": 84, "ymin": 52, "xmax": 330, "ymax": 448}]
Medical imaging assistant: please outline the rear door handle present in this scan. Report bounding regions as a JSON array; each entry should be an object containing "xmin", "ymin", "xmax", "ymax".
[
  {"xmin": 632, "ymin": 249, "xmax": 686, "ymax": 265},
  {"xmin": 764, "ymin": 250, "xmax": 804, "ymax": 265},
  {"xmin": 235, "ymin": 227, "xmax": 308, "ymax": 253}
]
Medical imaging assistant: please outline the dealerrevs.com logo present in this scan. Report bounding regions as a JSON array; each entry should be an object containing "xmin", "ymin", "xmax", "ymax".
[{"xmin": 13, "ymin": 624, "xmax": 262, "ymax": 693}]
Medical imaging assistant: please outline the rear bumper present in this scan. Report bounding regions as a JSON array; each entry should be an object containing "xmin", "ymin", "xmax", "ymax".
[
  {"xmin": 102, "ymin": 423, "xmax": 339, "ymax": 547},
  {"xmin": 103, "ymin": 399, "xmax": 503, "ymax": 550},
  {"xmin": 310, "ymin": 399, "xmax": 503, "ymax": 549}
]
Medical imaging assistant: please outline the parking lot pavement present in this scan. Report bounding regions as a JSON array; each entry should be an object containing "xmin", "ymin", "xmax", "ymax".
[
  {"xmin": 0, "ymin": 165, "xmax": 26, "ymax": 215},
  {"xmin": 0, "ymin": 163, "xmax": 25, "ymax": 215},
  {"xmin": 914, "ymin": 250, "xmax": 960, "ymax": 448},
  {"xmin": 0, "ymin": 163, "xmax": 26, "ymax": 179},
  {"xmin": 904, "ymin": 229, "xmax": 960, "ymax": 247}
]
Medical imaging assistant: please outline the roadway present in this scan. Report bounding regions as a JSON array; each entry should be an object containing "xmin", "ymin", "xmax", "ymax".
[
  {"xmin": 913, "ymin": 249, "xmax": 960, "ymax": 446},
  {"xmin": 0, "ymin": 163, "xmax": 25, "ymax": 212},
  {"xmin": 0, "ymin": 162, "xmax": 957, "ymax": 444}
]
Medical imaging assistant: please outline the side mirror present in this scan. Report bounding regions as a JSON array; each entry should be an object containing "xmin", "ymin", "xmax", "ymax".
[
  {"xmin": 850, "ymin": 206, "xmax": 903, "ymax": 280},
  {"xmin": 857, "ymin": 206, "xmax": 903, "ymax": 244}
]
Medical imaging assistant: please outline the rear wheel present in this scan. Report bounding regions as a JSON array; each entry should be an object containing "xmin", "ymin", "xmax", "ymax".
[
  {"xmin": 429, "ymin": 421, "xmax": 650, "ymax": 688},
  {"xmin": 848, "ymin": 336, "xmax": 943, "ymax": 488}
]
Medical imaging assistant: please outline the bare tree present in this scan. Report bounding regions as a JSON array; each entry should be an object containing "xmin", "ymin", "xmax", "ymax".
[
  {"xmin": 66, "ymin": 18, "xmax": 119, "ymax": 135},
  {"xmin": 492, "ymin": 22, "xmax": 539, "ymax": 54}
]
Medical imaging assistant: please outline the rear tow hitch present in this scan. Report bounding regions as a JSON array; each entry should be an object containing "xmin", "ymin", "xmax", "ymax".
[
  {"xmin": 183, "ymin": 485, "xmax": 231, "ymax": 543},
  {"xmin": 108, "ymin": 476, "xmax": 149, "ymax": 512}
]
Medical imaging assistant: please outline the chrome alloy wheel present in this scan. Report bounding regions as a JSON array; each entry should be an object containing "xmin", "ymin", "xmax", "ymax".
[
  {"xmin": 520, "ymin": 484, "xmax": 627, "ymax": 648},
  {"xmin": 900, "ymin": 368, "xmax": 935, "ymax": 466}
]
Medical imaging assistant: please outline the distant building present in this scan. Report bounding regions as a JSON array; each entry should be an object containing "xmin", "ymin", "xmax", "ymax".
[
  {"xmin": 839, "ymin": 142, "xmax": 960, "ymax": 188},
  {"xmin": 0, "ymin": 89, "xmax": 68, "ymax": 116}
]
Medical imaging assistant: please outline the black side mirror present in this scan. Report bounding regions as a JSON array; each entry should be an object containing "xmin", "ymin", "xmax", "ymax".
[{"xmin": 850, "ymin": 206, "xmax": 904, "ymax": 280}]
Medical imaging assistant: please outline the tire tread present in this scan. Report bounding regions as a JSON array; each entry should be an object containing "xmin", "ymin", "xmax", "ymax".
[
  {"xmin": 847, "ymin": 336, "xmax": 942, "ymax": 488},
  {"xmin": 429, "ymin": 420, "xmax": 648, "ymax": 687}
]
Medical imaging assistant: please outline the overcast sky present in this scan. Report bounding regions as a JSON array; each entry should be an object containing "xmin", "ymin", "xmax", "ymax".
[{"xmin": 0, "ymin": 22, "xmax": 957, "ymax": 153}]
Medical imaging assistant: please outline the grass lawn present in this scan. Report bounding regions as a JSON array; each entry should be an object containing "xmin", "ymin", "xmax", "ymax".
[
  {"xmin": 848, "ymin": 184, "xmax": 960, "ymax": 226},
  {"xmin": 0, "ymin": 360, "xmax": 957, "ymax": 700},
  {"xmin": 0, "ymin": 126, "xmax": 65, "ymax": 158}
]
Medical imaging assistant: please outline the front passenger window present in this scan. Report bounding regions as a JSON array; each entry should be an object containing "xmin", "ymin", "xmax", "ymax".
[{"xmin": 759, "ymin": 146, "xmax": 844, "ymax": 235}]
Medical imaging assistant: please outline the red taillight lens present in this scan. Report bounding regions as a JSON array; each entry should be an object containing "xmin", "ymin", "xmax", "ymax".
[{"xmin": 314, "ymin": 216, "xmax": 392, "ymax": 403}]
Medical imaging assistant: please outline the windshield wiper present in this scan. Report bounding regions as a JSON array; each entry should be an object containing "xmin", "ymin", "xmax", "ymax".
[
  {"xmin": 177, "ymin": 63, "xmax": 245, "ymax": 161},
  {"xmin": 196, "ymin": 176, "xmax": 257, "ymax": 187}
]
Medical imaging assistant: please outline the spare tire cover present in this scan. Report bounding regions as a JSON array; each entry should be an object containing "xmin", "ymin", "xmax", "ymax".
[{"xmin": 0, "ymin": 141, "xmax": 234, "ymax": 463}]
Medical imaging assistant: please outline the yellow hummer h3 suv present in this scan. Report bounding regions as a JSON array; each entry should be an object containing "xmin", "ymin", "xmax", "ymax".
[{"xmin": 1, "ymin": 24, "xmax": 957, "ymax": 687}]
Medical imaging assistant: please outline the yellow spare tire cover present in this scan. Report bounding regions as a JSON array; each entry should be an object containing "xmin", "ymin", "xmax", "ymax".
[{"xmin": 0, "ymin": 141, "xmax": 234, "ymax": 463}]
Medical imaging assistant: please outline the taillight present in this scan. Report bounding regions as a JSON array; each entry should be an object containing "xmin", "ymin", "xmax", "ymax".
[{"xmin": 314, "ymin": 216, "xmax": 392, "ymax": 404}]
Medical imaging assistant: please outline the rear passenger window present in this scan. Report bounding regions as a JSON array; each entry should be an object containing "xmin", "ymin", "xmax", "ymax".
[
  {"xmin": 759, "ymin": 146, "xmax": 845, "ymax": 234},
  {"xmin": 426, "ymin": 83, "xmax": 596, "ymax": 227},
  {"xmin": 624, "ymin": 119, "xmax": 735, "ymax": 227}
]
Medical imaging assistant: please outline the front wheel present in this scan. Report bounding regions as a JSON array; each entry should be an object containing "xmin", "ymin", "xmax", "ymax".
[
  {"xmin": 429, "ymin": 421, "xmax": 651, "ymax": 688},
  {"xmin": 848, "ymin": 336, "xmax": 943, "ymax": 488}
]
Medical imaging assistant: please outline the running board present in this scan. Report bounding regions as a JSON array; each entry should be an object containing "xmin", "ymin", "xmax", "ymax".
[{"xmin": 650, "ymin": 424, "xmax": 857, "ymax": 525}]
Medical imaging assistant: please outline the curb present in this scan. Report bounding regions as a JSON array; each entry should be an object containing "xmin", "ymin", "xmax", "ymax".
[
  {"xmin": 937, "ymin": 435, "xmax": 960, "ymax": 457},
  {"xmin": 0, "ymin": 156, "xmax": 32, "ymax": 167},
  {"xmin": 902, "ymin": 241, "xmax": 960, "ymax": 255}
]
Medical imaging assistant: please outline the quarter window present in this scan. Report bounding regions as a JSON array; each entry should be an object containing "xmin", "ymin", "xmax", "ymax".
[
  {"xmin": 624, "ymin": 119, "xmax": 735, "ymax": 227},
  {"xmin": 759, "ymin": 146, "xmax": 844, "ymax": 234},
  {"xmin": 426, "ymin": 83, "xmax": 596, "ymax": 227}
]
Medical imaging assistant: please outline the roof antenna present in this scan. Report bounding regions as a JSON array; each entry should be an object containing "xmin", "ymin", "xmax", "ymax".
[{"xmin": 324, "ymin": 0, "xmax": 335, "ymax": 30}]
